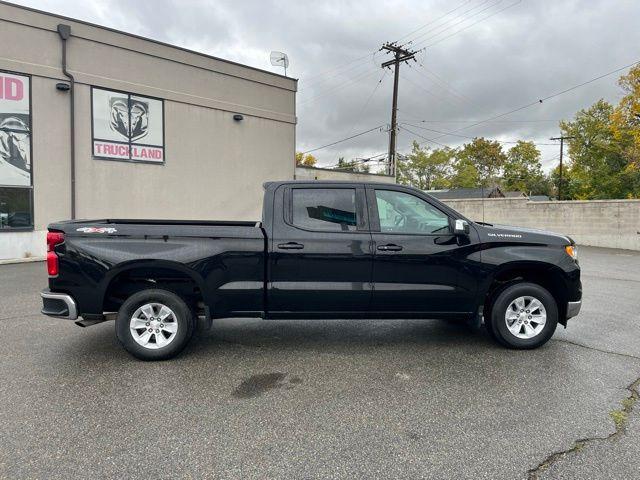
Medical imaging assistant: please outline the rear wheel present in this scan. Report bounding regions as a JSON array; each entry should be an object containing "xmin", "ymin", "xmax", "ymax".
[
  {"xmin": 487, "ymin": 282, "xmax": 558, "ymax": 349},
  {"xmin": 115, "ymin": 289, "xmax": 195, "ymax": 360}
]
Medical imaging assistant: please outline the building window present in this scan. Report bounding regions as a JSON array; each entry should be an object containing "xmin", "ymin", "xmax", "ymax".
[
  {"xmin": 0, "ymin": 71, "xmax": 33, "ymax": 231},
  {"xmin": 0, "ymin": 187, "xmax": 32, "ymax": 229},
  {"xmin": 91, "ymin": 87, "xmax": 165, "ymax": 164}
]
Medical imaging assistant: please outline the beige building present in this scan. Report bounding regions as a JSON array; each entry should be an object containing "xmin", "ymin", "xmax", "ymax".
[{"xmin": 0, "ymin": 2, "xmax": 297, "ymax": 261}]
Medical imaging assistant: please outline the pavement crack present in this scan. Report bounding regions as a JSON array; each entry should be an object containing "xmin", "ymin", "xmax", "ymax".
[
  {"xmin": 527, "ymin": 376, "xmax": 640, "ymax": 479},
  {"xmin": 553, "ymin": 338, "xmax": 640, "ymax": 361}
]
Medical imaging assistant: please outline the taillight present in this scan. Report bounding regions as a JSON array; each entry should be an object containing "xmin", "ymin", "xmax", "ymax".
[
  {"xmin": 47, "ymin": 232, "xmax": 64, "ymax": 251},
  {"xmin": 46, "ymin": 231, "xmax": 65, "ymax": 277}
]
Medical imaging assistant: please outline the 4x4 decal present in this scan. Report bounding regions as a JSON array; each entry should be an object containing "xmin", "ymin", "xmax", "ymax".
[{"xmin": 76, "ymin": 227, "xmax": 117, "ymax": 234}]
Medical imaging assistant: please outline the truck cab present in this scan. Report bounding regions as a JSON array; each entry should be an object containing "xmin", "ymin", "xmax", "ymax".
[{"xmin": 41, "ymin": 181, "xmax": 582, "ymax": 360}]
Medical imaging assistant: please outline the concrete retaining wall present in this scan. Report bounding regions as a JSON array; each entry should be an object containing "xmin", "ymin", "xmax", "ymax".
[
  {"xmin": 440, "ymin": 197, "xmax": 640, "ymax": 251},
  {"xmin": 295, "ymin": 166, "xmax": 395, "ymax": 183}
]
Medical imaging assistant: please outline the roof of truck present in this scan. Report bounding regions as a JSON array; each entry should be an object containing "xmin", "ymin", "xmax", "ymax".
[{"xmin": 263, "ymin": 180, "xmax": 402, "ymax": 188}]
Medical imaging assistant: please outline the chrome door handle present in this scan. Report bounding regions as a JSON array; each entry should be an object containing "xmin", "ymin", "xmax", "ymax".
[
  {"xmin": 377, "ymin": 244, "xmax": 402, "ymax": 252},
  {"xmin": 277, "ymin": 242, "xmax": 304, "ymax": 250}
]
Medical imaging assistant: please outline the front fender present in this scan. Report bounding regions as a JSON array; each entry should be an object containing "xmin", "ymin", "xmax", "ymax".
[{"xmin": 476, "ymin": 244, "xmax": 581, "ymax": 323}]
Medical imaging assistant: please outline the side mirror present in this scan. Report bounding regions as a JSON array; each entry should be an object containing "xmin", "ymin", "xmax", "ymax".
[{"xmin": 454, "ymin": 219, "xmax": 470, "ymax": 236}]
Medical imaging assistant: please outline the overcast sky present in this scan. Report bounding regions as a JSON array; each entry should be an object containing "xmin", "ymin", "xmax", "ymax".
[{"xmin": 12, "ymin": 0, "xmax": 640, "ymax": 171}]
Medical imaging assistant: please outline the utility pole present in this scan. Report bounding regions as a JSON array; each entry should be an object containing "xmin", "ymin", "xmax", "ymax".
[
  {"xmin": 550, "ymin": 135, "xmax": 575, "ymax": 201},
  {"xmin": 381, "ymin": 42, "xmax": 417, "ymax": 178}
]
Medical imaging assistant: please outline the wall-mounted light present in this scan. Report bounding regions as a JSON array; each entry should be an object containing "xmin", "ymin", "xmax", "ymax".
[
  {"xmin": 56, "ymin": 82, "xmax": 71, "ymax": 92},
  {"xmin": 233, "ymin": 114, "xmax": 244, "ymax": 122}
]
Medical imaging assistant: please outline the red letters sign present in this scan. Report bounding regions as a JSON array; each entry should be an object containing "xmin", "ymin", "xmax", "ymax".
[
  {"xmin": 93, "ymin": 141, "xmax": 164, "ymax": 161},
  {"xmin": 0, "ymin": 72, "xmax": 31, "ymax": 187},
  {"xmin": 0, "ymin": 76, "xmax": 24, "ymax": 101}
]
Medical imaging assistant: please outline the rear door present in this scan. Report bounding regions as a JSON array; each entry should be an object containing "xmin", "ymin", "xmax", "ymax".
[
  {"xmin": 268, "ymin": 183, "xmax": 373, "ymax": 315},
  {"xmin": 367, "ymin": 186, "xmax": 476, "ymax": 315}
]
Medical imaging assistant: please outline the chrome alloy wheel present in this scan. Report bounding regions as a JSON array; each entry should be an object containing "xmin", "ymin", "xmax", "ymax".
[
  {"xmin": 130, "ymin": 303, "xmax": 178, "ymax": 349},
  {"xmin": 504, "ymin": 296, "xmax": 547, "ymax": 339}
]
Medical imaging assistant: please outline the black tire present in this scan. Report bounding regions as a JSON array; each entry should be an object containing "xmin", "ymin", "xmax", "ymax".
[
  {"xmin": 115, "ymin": 289, "xmax": 195, "ymax": 360},
  {"xmin": 487, "ymin": 282, "xmax": 558, "ymax": 349}
]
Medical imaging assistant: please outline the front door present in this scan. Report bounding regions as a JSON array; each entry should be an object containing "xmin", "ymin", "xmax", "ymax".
[
  {"xmin": 368, "ymin": 187, "xmax": 475, "ymax": 315},
  {"xmin": 268, "ymin": 184, "xmax": 373, "ymax": 315}
]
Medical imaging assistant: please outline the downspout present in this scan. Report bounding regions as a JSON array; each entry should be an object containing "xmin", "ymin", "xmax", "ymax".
[{"xmin": 57, "ymin": 24, "xmax": 75, "ymax": 219}]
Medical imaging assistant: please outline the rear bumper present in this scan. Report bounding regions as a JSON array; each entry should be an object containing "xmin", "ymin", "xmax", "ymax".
[
  {"xmin": 566, "ymin": 300, "xmax": 582, "ymax": 320},
  {"xmin": 41, "ymin": 289, "xmax": 78, "ymax": 320}
]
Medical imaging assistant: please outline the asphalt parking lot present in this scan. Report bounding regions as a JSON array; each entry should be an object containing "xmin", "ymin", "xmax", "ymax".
[{"xmin": 1, "ymin": 246, "xmax": 639, "ymax": 479}]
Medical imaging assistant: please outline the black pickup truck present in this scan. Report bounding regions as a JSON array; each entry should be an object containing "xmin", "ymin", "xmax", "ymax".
[{"xmin": 41, "ymin": 181, "xmax": 581, "ymax": 360}]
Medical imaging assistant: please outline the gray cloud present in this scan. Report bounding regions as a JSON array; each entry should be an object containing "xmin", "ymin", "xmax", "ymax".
[{"xmin": 12, "ymin": 0, "xmax": 640, "ymax": 171}]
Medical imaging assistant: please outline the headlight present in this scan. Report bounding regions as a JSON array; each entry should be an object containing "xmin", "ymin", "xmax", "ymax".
[{"xmin": 565, "ymin": 245, "xmax": 578, "ymax": 260}]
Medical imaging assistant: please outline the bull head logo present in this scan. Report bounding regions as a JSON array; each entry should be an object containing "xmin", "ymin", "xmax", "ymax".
[{"xmin": 109, "ymin": 97, "xmax": 149, "ymax": 142}]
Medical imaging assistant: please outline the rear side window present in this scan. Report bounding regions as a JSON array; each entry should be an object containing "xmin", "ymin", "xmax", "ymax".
[{"xmin": 292, "ymin": 188, "xmax": 357, "ymax": 232}]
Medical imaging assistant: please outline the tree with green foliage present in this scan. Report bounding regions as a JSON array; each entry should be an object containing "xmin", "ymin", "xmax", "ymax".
[
  {"xmin": 560, "ymin": 99, "xmax": 632, "ymax": 199},
  {"xmin": 549, "ymin": 163, "xmax": 579, "ymax": 200},
  {"xmin": 610, "ymin": 64, "xmax": 640, "ymax": 195},
  {"xmin": 557, "ymin": 65, "xmax": 640, "ymax": 200},
  {"xmin": 502, "ymin": 141, "xmax": 550, "ymax": 195},
  {"xmin": 457, "ymin": 137, "xmax": 507, "ymax": 187},
  {"xmin": 396, "ymin": 141, "xmax": 452, "ymax": 190},
  {"xmin": 448, "ymin": 155, "xmax": 479, "ymax": 188}
]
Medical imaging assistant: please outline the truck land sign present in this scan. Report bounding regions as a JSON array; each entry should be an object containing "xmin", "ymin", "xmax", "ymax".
[
  {"xmin": 91, "ymin": 87, "xmax": 164, "ymax": 163},
  {"xmin": 0, "ymin": 72, "xmax": 31, "ymax": 187}
]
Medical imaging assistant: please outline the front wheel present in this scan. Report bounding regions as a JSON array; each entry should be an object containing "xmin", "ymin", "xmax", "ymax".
[
  {"xmin": 486, "ymin": 282, "xmax": 558, "ymax": 349},
  {"xmin": 115, "ymin": 289, "xmax": 195, "ymax": 360}
]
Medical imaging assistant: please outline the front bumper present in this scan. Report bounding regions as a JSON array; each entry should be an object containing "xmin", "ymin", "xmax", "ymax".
[
  {"xmin": 566, "ymin": 300, "xmax": 582, "ymax": 320},
  {"xmin": 41, "ymin": 289, "xmax": 78, "ymax": 320}
]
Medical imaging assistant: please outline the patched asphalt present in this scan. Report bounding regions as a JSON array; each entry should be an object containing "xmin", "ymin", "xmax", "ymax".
[{"xmin": 0, "ymin": 246, "xmax": 638, "ymax": 479}]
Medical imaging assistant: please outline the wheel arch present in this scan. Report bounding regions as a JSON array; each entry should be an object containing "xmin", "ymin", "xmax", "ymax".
[
  {"xmin": 100, "ymin": 260, "xmax": 209, "ymax": 316},
  {"xmin": 481, "ymin": 261, "xmax": 570, "ymax": 326}
]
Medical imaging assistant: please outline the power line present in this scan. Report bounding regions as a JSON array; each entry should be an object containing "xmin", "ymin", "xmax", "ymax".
[
  {"xmin": 398, "ymin": 125, "xmax": 450, "ymax": 148},
  {"xmin": 399, "ymin": 122, "xmax": 558, "ymax": 146},
  {"xmin": 400, "ymin": 71, "xmax": 460, "ymax": 108},
  {"xmin": 301, "ymin": 125, "xmax": 385, "ymax": 154},
  {"xmin": 414, "ymin": 61, "xmax": 474, "ymax": 104},
  {"xmin": 396, "ymin": 116, "xmax": 560, "ymax": 123},
  {"xmin": 302, "ymin": 51, "xmax": 380, "ymax": 89},
  {"xmin": 410, "ymin": 63, "xmax": 474, "ymax": 105},
  {"xmin": 355, "ymin": 151, "xmax": 389, "ymax": 162},
  {"xmin": 394, "ymin": 0, "xmax": 473, "ymax": 44},
  {"xmin": 323, "ymin": 151, "xmax": 390, "ymax": 170},
  {"xmin": 345, "ymin": 70, "xmax": 388, "ymax": 136},
  {"xmin": 298, "ymin": 68, "xmax": 381, "ymax": 105},
  {"xmin": 300, "ymin": 0, "xmax": 499, "ymax": 91},
  {"xmin": 299, "ymin": 0, "xmax": 501, "ymax": 90},
  {"xmin": 419, "ymin": 59, "xmax": 640, "ymax": 142},
  {"xmin": 414, "ymin": 1, "xmax": 522, "ymax": 50},
  {"xmin": 406, "ymin": 0, "xmax": 502, "ymax": 47},
  {"xmin": 325, "ymin": 156, "xmax": 389, "ymax": 170},
  {"xmin": 299, "ymin": 0, "xmax": 516, "ymax": 109},
  {"xmin": 300, "ymin": 0, "xmax": 522, "ymax": 110},
  {"xmin": 301, "ymin": 51, "xmax": 377, "ymax": 82}
]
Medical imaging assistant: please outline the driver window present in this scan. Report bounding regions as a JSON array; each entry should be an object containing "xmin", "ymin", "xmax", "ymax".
[{"xmin": 375, "ymin": 190, "xmax": 451, "ymax": 235}]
